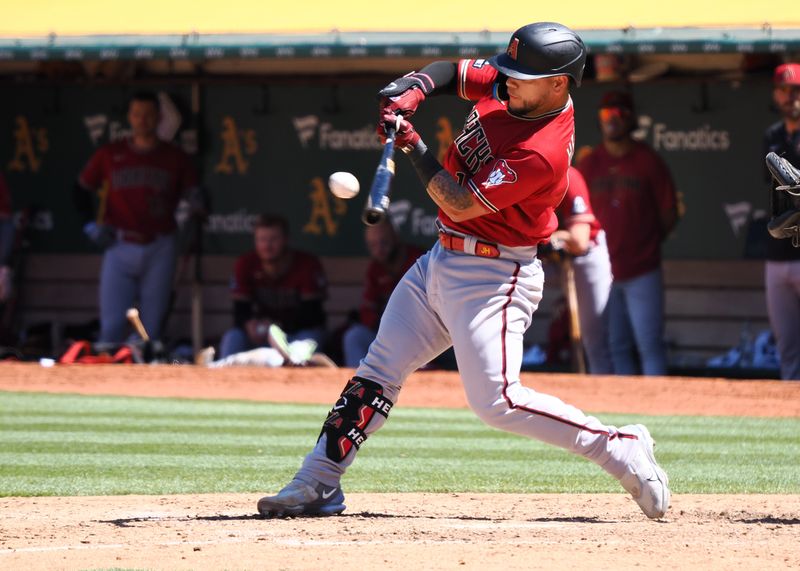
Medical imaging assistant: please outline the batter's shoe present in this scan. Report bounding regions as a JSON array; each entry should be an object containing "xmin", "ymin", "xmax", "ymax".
[
  {"xmin": 257, "ymin": 479, "xmax": 346, "ymax": 518},
  {"xmin": 618, "ymin": 424, "xmax": 670, "ymax": 519}
]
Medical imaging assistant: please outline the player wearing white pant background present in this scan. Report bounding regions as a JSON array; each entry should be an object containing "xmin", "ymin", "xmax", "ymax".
[
  {"xmin": 258, "ymin": 22, "xmax": 670, "ymax": 519},
  {"xmin": 551, "ymin": 166, "xmax": 613, "ymax": 374}
]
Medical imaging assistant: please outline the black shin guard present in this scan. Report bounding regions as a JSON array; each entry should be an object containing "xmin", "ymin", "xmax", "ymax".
[{"xmin": 319, "ymin": 377, "xmax": 394, "ymax": 462}]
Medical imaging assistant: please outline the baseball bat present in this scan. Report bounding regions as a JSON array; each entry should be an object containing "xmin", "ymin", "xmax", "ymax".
[
  {"xmin": 362, "ymin": 125, "xmax": 396, "ymax": 226},
  {"xmin": 126, "ymin": 307, "xmax": 150, "ymax": 342},
  {"xmin": 562, "ymin": 257, "xmax": 587, "ymax": 374},
  {"xmin": 189, "ymin": 81, "xmax": 205, "ymax": 358}
]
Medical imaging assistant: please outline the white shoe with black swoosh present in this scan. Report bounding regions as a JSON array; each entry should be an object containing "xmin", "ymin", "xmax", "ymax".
[
  {"xmin": 618, "ymin": 424, "xmax": 671, "ymax": 519},
  {"xmin": 257, "ymin": 479, "xmax": 346, "ymax": 518}
]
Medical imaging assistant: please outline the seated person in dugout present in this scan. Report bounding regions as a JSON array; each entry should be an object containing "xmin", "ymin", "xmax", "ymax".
[
  {"xmin": 208, "ymin": 213, "xmax": 328, "ymax": 367},
  {"xmin": 342, "ymin": 219, "xmax": 424, "ymax": 368}
]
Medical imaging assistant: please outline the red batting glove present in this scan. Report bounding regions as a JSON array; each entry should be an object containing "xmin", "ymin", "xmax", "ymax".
[
  {"xmin": 378, "ymin": 113, "xmax": 420, "ymax": 153},
  {"xmin": 379, "ymin": 88, "xmax": 426, "ymax": 119},
  {"xmin": 378, "ymin": 72, "xmax": 432, "ymax": 118}
]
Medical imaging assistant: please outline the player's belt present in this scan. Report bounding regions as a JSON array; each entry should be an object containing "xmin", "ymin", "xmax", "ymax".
[
  {"xmin": 117, "ymin": 230, "xmax": 162, "ymax": 245},
  {"xmin": 438, "ymin": 231, "xmax": 501, "ymax": 258}
]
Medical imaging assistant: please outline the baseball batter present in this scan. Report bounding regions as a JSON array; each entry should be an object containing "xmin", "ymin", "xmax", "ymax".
[
  {"xmin": 75, "ymin": 91, "xmax": 200, "ymax": 344},
  {"xmin": 550, "ymin": 166, "xmax": 613, "ymax": 374},
  {"xmin": 258, "ymin": 22, "xmax": 670, "ymax": 520}
]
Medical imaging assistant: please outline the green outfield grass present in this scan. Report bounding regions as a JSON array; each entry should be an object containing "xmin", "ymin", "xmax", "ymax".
[{"xmin": 0, "ymin": 391, "xmax": 798, "ymax": 497}]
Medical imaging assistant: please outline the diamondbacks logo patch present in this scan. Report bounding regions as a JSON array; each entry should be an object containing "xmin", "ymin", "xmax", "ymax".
[
  {"xmin": 507, "ymin": 38, "xmax": 519, "ymax": 60},
  {"xmin": 483, "ymin": 159, "xmax": 517, "ymax": 188}
]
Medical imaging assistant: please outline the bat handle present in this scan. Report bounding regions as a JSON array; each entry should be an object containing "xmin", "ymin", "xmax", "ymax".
[{"xmin": 362, "ymin": 126, "xmax": 396, "ymax": 226}]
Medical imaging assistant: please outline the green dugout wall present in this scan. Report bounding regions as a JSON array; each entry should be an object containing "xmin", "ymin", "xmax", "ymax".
[{"xmin": 0, "ymin": 77, "xmax": 779, "ymax": 258}]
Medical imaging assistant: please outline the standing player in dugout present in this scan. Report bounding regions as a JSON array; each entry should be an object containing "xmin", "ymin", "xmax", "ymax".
[{"xmin": 258, "ymin": 22, "xmax": 671, "ymax": 520}]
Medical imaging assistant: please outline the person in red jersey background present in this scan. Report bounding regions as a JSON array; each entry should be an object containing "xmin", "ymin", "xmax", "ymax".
[
  {"xmin": 577, "ymin": 91, "xmax": 678, "ymax": 376},
  {"xmin": 218, "ymin": 213, "xmax": 327, "ymax": 366},
  {"xmin": 75, "ymin": 91, "xmax": 202, "ymax": 345},
  {"xmin": 342, "ymin": 218, "xmax": 424, "ymax": 367}
]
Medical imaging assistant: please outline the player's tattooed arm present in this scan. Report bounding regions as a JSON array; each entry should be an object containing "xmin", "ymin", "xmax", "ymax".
[
  {"xmin": 407, "ymin": 141, "xmax": 489, "ymax": 222},
  {"xmin": 427, "ymin": 171, "xmax": 475, "ymax": 214}
]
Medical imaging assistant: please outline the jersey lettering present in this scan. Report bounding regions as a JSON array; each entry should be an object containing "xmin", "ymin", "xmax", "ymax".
[
  {"xmin": 110, "ymin": 166, "xmax": 171, "ymax": 191},
  {"xmin": 567, "ymin": 132, "xmax": 575, "ymax": 162},
  {"xmin": 454, "ymin": 109, "xmax": 494, "ymax": 175}
]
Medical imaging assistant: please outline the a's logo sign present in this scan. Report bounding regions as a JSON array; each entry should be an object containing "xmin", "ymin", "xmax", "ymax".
[
  {"xmin": 7, "ymin": 116, "xmax": 48, "ymax": 173},
  {"xmin": 214, "ymin": 116, "xmax": 258, "ymax": 175},
  {"xmin": 303, "ymin": 176, "xmax": 347, "ymax": 237},
  {"xmin": 507, "ymin": 38, "xmax": 519, "ymax": 60},
  {"xmin": 483, "ymin": 159, "xmax": 517, "ymax": 188}
]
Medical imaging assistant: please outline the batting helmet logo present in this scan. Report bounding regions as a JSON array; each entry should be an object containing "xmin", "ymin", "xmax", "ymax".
[{"xmin": 507, "ymin": 38, "xmax": 519, "ymax": 61}]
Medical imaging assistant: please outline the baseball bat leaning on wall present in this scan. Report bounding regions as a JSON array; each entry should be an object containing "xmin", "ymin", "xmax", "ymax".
[
  {"xmin": 126, "ymin": 307, "xmax": 150, "ymax": 342},
  {"xmin": 362, "ymin": 125, "xmax": 396, "ymax": 226},
  {"xmin": 189, "ymin": 81, "xmax": 205, "ymax": 358},
  {"xmin": 561, "ymin": 256, "xmax": 587, "ymax": 374}
]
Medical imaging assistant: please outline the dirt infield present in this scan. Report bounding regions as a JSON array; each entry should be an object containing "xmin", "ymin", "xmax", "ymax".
[
  {"xmin": 1, "ymin": 363, "xmax": 799, "ymax": 570},
  {"xmin": 1, "ymin": 363, "xmax": 799, "ymax": 416}
]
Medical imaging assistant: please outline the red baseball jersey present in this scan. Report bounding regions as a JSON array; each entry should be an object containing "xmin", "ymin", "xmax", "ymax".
[
  {"xmin": 439, "ymin": 58, "xmax": 576, "ymax": 247},
  {"xmin": 230, "ymin": 250, "xmax": 327, "ymax": 333},
  {"xmin": 360, "ymin": 244, "xmax": 425, "ymax": 329},
  {"xmin": 0, "ymin": 173, "xmax": 11, "ymax": 218},
  {"xmin": 556, "ymin": 166, "xmax": 602, "ymax": 244},
  {"xmin": 79, "ymin": 140, "xmax": 197, "ymax": 236},
  {"xmin": 576, "ymin": 141, "xmax": 677, "ymax": 281}
]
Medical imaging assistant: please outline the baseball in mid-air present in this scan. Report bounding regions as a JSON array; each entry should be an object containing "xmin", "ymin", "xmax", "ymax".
[{"xmin": 328, "ymin": 171, "xmax": 360, "ymax": 200}]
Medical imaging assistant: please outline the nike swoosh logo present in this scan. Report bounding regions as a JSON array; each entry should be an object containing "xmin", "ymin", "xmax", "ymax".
[{"xmin": 321, "ymin": 488, "xmax": 337, "ymax": 499}]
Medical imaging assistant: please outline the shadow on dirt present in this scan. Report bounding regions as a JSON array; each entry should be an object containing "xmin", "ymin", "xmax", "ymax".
[
  {"xmin": 735, "ymin": 516, "xmax": 800, "ymax": 526},
  {"xmin": 98, "ymin": 514, "xmax": 262, "ymax": 527},
  {"xmin": 99, "ymin": 513, "xmax": 618, "ymax": 527}
]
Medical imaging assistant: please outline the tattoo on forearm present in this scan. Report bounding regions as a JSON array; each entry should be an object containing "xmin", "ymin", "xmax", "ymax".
[{"xmin": 427, "ymin": 171, "xmax": 473, "ymax": 211}]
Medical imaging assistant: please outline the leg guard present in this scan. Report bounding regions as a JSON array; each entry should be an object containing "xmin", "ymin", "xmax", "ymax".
[{"xmin": 319, "ymin": 377, "xmax": 394, "ymax": 463}]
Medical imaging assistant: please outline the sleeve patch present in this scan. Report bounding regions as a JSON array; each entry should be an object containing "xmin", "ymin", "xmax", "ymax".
[
  {"xmin": 572, "ymin": 195, "xmax": 588, "ymax": 215},
  {"xmin": 482, "ymin": 159, "xmax": 518, "ymax": 189}
]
